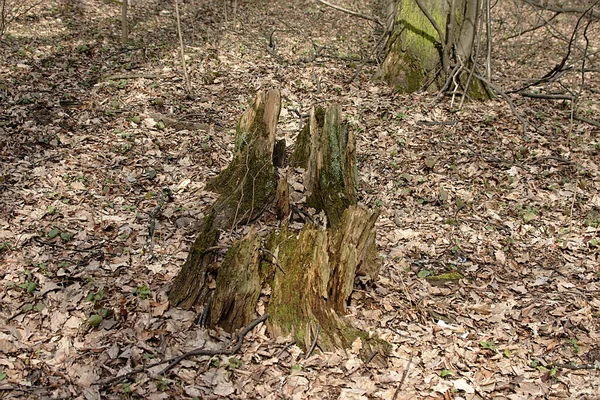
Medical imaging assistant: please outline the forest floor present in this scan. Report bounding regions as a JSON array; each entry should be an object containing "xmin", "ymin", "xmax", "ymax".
[{"xmin": 1, "ymin": 0, "xmax": 599, "ymax": 399}]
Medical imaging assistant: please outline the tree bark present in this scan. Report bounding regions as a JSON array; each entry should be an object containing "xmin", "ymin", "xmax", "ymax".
[{"xmin": 379, "ymin": 0, "xmax": 490, "ymax": 98}]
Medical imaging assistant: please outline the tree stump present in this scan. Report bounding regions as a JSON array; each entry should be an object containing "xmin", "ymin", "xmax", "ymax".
[{"xmin": 169, "ymin": 89, "xmax": 388, "ymax": 358}]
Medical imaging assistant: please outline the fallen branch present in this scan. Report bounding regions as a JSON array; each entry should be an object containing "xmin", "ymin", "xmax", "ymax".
[
  {"xmin": 392, "ymin": 356, "xmax": 413, "ymax": 400},
  {"xmin": 520, "ymin": 91, "xmax": 574, "ymax": 100},
  {"xmin": 574, "ymin": 114, "xmax": 600, "ymax": 128},
  {"xmin": 95, "ymin": 314, "xmax": 269, "ymax": 387},
  {"xmin": 475, "ymin": 74, "xmax": 529, "ymax": 135},
  {"xmin": 316, "ymin": 0, "xmax": 383, "ymax": 28}
]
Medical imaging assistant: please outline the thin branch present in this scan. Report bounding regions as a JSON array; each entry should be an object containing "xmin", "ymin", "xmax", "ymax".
[
  {"xmin": 316, "ymin": 0, "xmax": 384, "ymax": 28},
  {"xmin": 304, "ymin": 324, "xmax": 320, "ymax": 359},
  {"xmin": 261, "ymin": 248, "xmax": 285, "ymax": 273},
  {"xmin": 95, "ymin": 314, "xmax": 269, "ymax": 387},
  {"xmin": 505, "ymin": 11, "xmax": 559, "ymax": 39},
  {"xmin": 574, "ymin": 114, "xmax": 600, "ymax": 128},
  {"xmin": 392, "ymin": 356, "xmax": 413, "ymax": 400},
  {"xmin": 174, "ymin": 0, "xmax": 192, "ymax": 93},
  {"xmin": 520, "ymin": 91, "xmax": 574, "ymax": 100},
  {"xmin": 511, "ymin": 0, "xmax": 600, "ymax": 93},
  {"xmin": 414, "ymin": 0, "xmax": 445, "ymax": 45},
  {"xmin": 476, "ymin": 74, "xmax": 529, "ymax": 134},
  {"xmin": 521, "ymin": 0, "xmax": 599, "ymax": 20}
]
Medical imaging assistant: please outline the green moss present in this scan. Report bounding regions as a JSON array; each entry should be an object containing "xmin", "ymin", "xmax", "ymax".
[{"xmin": 428, "ymin": 271, "xmax": 464, "ymax": 281}]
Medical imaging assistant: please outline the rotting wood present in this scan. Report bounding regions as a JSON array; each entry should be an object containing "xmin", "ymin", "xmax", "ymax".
[{"xmin": 169, "ymin": 91, "xmax": 387, "ymax": 360}]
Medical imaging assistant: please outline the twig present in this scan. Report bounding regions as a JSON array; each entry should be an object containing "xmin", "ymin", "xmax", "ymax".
[
  {"xmin": 475, "ymin": 74, "xmax": 529, "ymax": 134},
  {"xmin": 95, "ymin": 314, "xmax": 269, "ymax": 387},
  {"xmin": 506, "ymin": 12, "xmax": 559, "ymax": 39},
  {"xmin": 316, "ymin": 0, "xmax": 383, "ymax": 28},
  {"xmin": 304, "ymin": 324, "xmax": 320, "ymax": 359},
  {"xmin": 414, "ymin": 0, "xmax": 445, "ymax": 47},
  {"xmin": 261, "ymin": 248, "xmax": 285, "ymax": 273},
  {"xmin": 521, "ymin": 0, "xmax": 599, "ymax": 20},
  {"xmin": 101, "ymin": 74, "xmax": 168, "ymax": 81},
  {"xmin": 174, "ymin": 0, "xmax": 192, "ymax": 93},
  {"xmin": 392, "ymin": 356, "xmax": 413, "ymax": 400},
  {"xmin": 520, "ymin": 91, "xmax": 574, "ymax": 100},
  {"xmin": 511, "ymin": 1, "xmax": 600, "ymax": 94},
  {"xmin": 573, "ymin": 114, "xmax": 600, "ymax": 128},
  {"xmin": 484, "ymin": 0, "xmax": 491, "ymax": 81}
]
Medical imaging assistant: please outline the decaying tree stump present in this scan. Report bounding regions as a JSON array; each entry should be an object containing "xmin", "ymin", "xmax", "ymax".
[{"xmin": 169, "ymin": 89, "xmax": 388, "ymax": 358}]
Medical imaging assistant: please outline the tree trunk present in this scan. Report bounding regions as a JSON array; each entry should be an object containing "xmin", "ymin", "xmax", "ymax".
[
  {"xmin": 169, "ymin": 91, "xmax": 388, "ymax": 359},
  {"xmin": 380, "ymin": 0, "xmax": 490, "ymax": 98}
]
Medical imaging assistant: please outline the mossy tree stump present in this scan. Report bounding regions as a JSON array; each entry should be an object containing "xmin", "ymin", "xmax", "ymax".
[{"xmin": 169, "ymin": 89, "xmax": 388, "ymax": 357}]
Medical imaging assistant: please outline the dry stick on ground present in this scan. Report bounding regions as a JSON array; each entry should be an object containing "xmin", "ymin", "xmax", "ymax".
[
  {"xmin": 475, "ymin": 74, "xmax": 529, "ymax": 135},
  {"xmin": 304, "ymin": 324, "xmax": 320, "ymax": 359},
  {"xmin": 174, "ymin": 0, "xmax": 191, "ymax": 94},
  {"xmin": 315, "ymin": 0, "xmax": 384, "ymax": 28},
  {"xmin": 95, "ymin": 314, "xmax": 269, "ymax": 387},
  {"xmin": 574, "ymin": 114, "xmax": 600, "ymax": 128},
  {"xmin": 520, "ymin": 92, "xmax": 574, "ymax": 100},
  {"xmin": 392, "ymin": 356, "xmax": 413, "ymax": 400}
]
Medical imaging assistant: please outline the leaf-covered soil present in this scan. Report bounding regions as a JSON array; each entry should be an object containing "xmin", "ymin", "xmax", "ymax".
[{"xmin": 1, "ymin": 0, "xmax": 599, "ymax": 398}]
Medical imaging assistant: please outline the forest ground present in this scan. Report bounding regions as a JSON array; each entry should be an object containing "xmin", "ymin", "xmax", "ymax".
[{"xmin": 0, "ymin": 0, "xmax": 599, "ymax": 398}]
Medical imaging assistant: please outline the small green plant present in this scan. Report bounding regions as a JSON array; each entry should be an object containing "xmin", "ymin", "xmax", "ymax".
[
  {"xmin": 76, "ymin": 44, "xmax": 89, "ymax": 53},
  {"xmin": 0, "ymin": 241, "xmax": 11, "ymax": 253},
  {"xmin": 482, "ymin": 114, "xmax": 495, "ymax": 124},
  {"xmin": 209, "ymin": 357, "xmax": 220, "ymax": 368},
  {"xmin": 417, "ymin": 269, "xmax": 432, "ymax": 278},
  {"xmin": 567, "ymin": 338, "xmax": 580, "ymax": 354},
  {"xmin": 19, "ymin": 280, "xmax": 36, "ymax": 294},
  {"xmin": 523, "ymin": 208, "xmax": 537, "ymax": 223},
  {"xmin": 136, "ymin": 285, "xmax": 150, "ymax": 300},
  {"xmin": 440, "ymin": 369, "xmax": 453, "ymax": 378},
  {"xmin": 291, "ymin": 364, "xmax": 302, "ymax": 372},
  {"xmin": 480, "ymin": 340, "xmax": 497, "ymax": 351},
  {"xmin": 156, "ymin": 378, "xmax": 169, "ymax": 391},
  {"xmin": 226, "ymin": 358, "xmax": 242, "ymax": 371},
  {"xmin": 395, "ymin": 111, "xmax": 406, "ymax": 120},
  {"xmin": 0, "ymin": 370, "xmax": 6, "ymax": 381},
  {"xmin": 86, "ymin": 289, "xmax": 105, "ymax": 304},
  {"xmin": 60, "ymin": 232, "xmax": 73, "ymax": 242}
]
